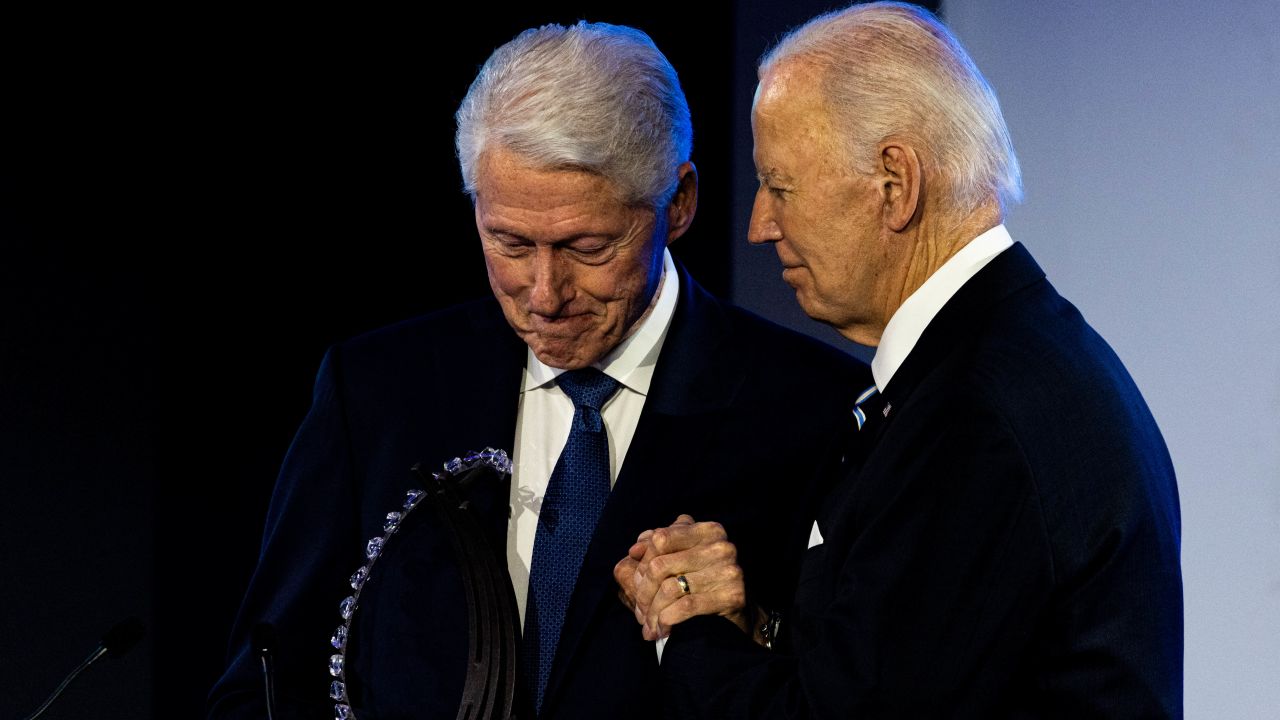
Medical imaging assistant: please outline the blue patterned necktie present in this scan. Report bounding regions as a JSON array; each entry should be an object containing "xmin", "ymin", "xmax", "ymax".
[{"xmin": 522, "ymin": 367, "xmax": 620, "ymax": 715}]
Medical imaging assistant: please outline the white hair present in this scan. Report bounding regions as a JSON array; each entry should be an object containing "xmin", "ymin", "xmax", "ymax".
[
  {"xmin": 762, "ymin": 2, "xmax": 1023, "ymax": 212},
  {"xmin": 456, "ymin": 21, "xmax": 693, "ymax": 208}
]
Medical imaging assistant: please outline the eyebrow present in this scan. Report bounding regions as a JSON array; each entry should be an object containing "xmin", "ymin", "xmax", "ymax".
[
  {"xmin": 757, "ymin": 168, "xmax": 792, "ymax": 185},
  {"xmin": 483, "ymin": 224, "xmax": 612, "ymax": 246}
]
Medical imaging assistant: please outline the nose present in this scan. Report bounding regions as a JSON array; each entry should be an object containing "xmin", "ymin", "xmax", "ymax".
[
  {"xmin": 748, "ymin": 188, "xmax": 781, "ymax": 245},
  {"xmin": 528, "ymin": 248, "xmax": 573, "ymax": 316}
]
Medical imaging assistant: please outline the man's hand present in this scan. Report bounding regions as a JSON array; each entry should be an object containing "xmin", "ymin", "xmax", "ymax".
[{"xmin": 613, "ymin": 515, "xmax": 751, "ymax": 641}]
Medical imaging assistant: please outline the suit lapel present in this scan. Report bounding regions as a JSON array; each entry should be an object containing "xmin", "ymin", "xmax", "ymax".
[
  {"xmin": 446, "ymin": 299, "xmax": 526, "ymax": 547},
  {"xmin": 882, "ymin": 243, "xmax": 1044, "ymax": 410},
  {"xmin": 540, "ymin": 266, "xmax": 744, "ymax": 711},
  {"xmin": 825, "ymin": 243, "xmax": 1047, "ymax": 527}
]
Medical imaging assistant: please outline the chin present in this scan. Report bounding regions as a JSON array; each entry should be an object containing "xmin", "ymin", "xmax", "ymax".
[
  {"xmin": 539, "ymin": 355, "xmax": 593, "ymax": 371},
  {"xmin": 528, "ymin": 339, "xmax": 605, "ymax": 371},
  {"xmin": 794, "ymin": 296, "xmax": 836, "ymax": 327},
  {"xmin": 791, "ymin": 290, "xmax": 817, "ymax": 318}
]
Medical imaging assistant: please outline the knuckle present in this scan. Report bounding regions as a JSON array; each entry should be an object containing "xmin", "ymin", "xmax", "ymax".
[
  {"xmin": 660, "ymin": 576, "xmax": 679, "ymax": 596},
  {"xmin": 710, "ymin": 540, "xmax": 736, "ymax": 561},
  {"xmin": 648, "ymin": 555, "xmax": 669, "ymax": 576}
]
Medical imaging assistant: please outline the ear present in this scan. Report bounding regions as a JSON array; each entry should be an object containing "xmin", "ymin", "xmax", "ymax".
[
  {"xmin": 664, "ymin": 161, "xmax": 699, "ymax": 245},
  {"xmin": 877, "ymin": 141, "xmax": 921, "ymax": 232}
]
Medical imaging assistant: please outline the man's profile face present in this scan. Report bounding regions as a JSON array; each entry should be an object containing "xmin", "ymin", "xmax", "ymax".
[
  {"xmin": 474, "ymin": 147, "xmax": 668, "ymax": 370},
  {"xmin": 748, "ymin": 63, "xmax": 889, "ymax": 344}
]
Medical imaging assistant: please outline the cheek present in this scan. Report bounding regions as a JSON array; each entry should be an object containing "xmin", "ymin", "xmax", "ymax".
[
  {"xmin": 782, "ymin": 214, "xmax": 820, "ymax": 259},
  {"xmin": 572, "ymin": 275, "xmax": 625, "ymax": 320},
  {"xmin": 580, "ymin": 262, "xmax": 642, "ymax": 303},
  {"xmin": 483, "ymin": 256, "xmax": 530, "ymax": 299},
  {"xmin": 616, "ymin": 259, "xmax": 661, "ymax": 308}
]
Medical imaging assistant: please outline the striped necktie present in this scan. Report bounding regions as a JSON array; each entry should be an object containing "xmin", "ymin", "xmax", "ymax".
[{"xmin": 852, "ymin": 384, "xmax": 881, "ymax": 431}]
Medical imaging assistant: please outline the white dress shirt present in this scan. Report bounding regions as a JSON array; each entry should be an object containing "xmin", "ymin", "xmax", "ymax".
[
  {"xmin": 507, "ymin": 249, "xmax": 679, "ymax": 625},
  {"xmin": 870, "ymin": 224, "xmax": 1014, "ymax": 391}
]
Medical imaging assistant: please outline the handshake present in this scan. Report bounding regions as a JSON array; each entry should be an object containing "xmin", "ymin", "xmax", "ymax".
[{"xmin": 613, "ymin": 515, "xmax": 768, "ymax": 647}]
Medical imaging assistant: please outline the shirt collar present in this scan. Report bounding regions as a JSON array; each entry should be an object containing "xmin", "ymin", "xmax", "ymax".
[
  {"xmin": 870, "ymin": 224, "xmax": 1014, "ymax": 391},
  {"xmin": 523, "ymin": 248, "xmax": 679, "ymax": 396}
]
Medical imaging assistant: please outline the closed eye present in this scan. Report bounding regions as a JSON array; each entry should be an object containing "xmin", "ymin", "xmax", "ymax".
[
  {"xmin": 567, "ymin": 239, "xmax": 609, "ymax": 254},
  {"xmin": 486, "ymin": 233, "xmax": 534, "ymax": 256},
  {"xmin": 757, "ymin": 176, "xmax": 789, "ymax": 197},
  {"xmin": 564, "ymin": 239, "xmax": 618, "ymax": 265}
]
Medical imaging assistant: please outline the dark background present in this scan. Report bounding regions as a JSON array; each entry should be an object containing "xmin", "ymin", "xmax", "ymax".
[{"xmin": 1, "ymin": 2, "xmax": 935, "ymax": 717}]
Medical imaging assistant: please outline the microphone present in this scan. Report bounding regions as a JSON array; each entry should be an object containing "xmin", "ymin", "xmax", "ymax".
[
  {"xmin": 252, "ymin": 622, "xmax": 278, "ymax": 720},
  {"xmin": 22, "ymin": 617, "xmax": 146, "ymax": 720}
]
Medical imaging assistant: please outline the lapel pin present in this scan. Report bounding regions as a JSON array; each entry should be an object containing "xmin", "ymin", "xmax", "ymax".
[{"xmin": 882, "ymin": 403, "xmax": 892, "ymax": 418}]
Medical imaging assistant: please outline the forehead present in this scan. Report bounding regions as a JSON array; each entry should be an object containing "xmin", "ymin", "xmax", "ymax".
[
  {"xmin": 752, "ymin": 63, "xmax": 834, "ymax": 164},
  {"xmin": 473, "ymin": 148, "xmax": 640, "ymax": 238}
]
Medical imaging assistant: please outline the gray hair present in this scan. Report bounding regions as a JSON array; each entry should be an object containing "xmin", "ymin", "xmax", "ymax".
[
  {"xmin": 761, "ymin": 2, "xmax": 1022, "ymax": 212},
  {"xmin": 456, "ymin": 21, "xmax": 693, "ymax": 208}
]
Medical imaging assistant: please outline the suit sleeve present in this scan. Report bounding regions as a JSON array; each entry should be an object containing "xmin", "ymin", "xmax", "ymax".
[
  {"xmin": 208, "ymin": 347, "xmax": 362, "ymax": 720},
  {"xmin": 661, "ymin": 395, "xmax": 1055, "ymax": 719}
]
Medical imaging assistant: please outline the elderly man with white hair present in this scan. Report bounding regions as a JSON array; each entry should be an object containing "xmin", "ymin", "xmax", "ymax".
[
  {"xmin": 617, "ymin": 3, "xmax": 1183, "ymax": 717},
  {"xmin": 208, "ymin": 21, "xmax": 866, "ymax": 720}
]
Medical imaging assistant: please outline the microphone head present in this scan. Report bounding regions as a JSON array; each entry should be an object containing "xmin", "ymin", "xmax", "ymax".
[
  {"xmin": 101, "ymin": 617, "xmax": 146, "ymax": 657},
  {"xmin": 251, "ymin": 622, "xmax": 278, "ymax": 656}
]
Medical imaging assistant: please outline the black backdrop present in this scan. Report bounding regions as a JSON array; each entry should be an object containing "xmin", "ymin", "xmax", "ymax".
[{"xmin": 1, "ymin": 2, "xmax": 934, "ymax": 717}]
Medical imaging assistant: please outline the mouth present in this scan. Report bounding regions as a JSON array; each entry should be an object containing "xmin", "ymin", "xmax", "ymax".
[{"xmin": 527, "ymin": 312, "xmax": 593, "ymax": 332}]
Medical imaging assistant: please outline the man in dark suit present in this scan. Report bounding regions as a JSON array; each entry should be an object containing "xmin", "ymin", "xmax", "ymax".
[
  {"xmin": 617, "ymin": 4, "xmax": 1183, "ymax": 717},
  {"xmin": 208, "ymin": 21, "xmax": 865, "ymax": 719}
]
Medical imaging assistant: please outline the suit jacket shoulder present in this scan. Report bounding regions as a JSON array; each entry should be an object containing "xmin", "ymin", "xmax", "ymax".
[{"xmin": 663, "ymin": 244, "xmax": 1182, "ymax": 719}]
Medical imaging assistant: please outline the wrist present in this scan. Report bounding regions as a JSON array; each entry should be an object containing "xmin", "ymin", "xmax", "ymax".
[{"xmin": 722, "ymin": 605, "xmax": 754, "ymax": 637}]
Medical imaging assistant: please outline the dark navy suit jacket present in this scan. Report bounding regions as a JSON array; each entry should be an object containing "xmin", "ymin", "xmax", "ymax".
[
  {"xmin": 663, "ymin": 244, "xmax": 1183, "ymax": 718},
  {"xmin": 208, "ymin": 267, "xmax": 868, "ymax": 719}
]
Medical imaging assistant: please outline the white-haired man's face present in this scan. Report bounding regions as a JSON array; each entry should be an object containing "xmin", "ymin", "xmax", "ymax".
[
  {"xmin": 749, "ymin": 65, "xmax": 897, "ymax": 346},
  {"xmin": 473, "ymin": 147, "xmax": 694, "ymax": 369}
]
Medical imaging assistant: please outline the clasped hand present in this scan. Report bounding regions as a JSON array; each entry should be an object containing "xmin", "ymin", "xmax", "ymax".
[{"xmin": 613, "ymin": 514, "xmax": 753, "ymax": 641}]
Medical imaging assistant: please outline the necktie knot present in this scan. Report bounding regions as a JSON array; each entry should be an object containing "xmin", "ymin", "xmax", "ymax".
[
  {"xmin": 558, "ymin": 368, "xmax": 620, "ymax": 433},
  {"xmin": 852, "ymin": 384, "xmax": 880, "ymax": 431}
]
